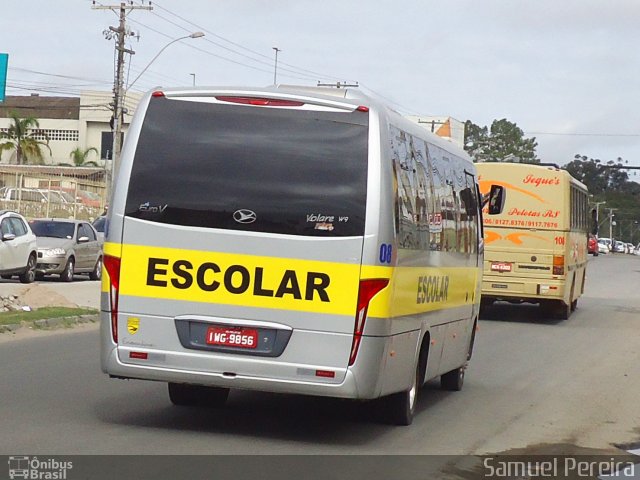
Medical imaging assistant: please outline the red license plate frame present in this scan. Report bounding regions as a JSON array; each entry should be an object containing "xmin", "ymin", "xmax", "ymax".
[{"xmin": 206, "ymin": 326, "xmax": 259, "ymax": 349}]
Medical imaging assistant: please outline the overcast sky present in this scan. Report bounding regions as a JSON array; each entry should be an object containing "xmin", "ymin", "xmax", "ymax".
[{"xmin": 2, "ymin": 0, "xmax": 640, "ymax": 173}]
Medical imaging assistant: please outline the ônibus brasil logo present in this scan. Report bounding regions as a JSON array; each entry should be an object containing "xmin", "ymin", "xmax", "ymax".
[{"xmin": 8, "ymin": 456, "xmax": 73, "ymax": 479}]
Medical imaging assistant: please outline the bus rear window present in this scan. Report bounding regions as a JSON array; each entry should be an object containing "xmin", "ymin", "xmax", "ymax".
[{"xmin": 124, "ymin": 97, "xmax": 369, "ymax": 237}]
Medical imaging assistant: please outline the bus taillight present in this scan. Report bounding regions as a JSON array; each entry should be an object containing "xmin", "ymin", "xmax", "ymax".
[
  {"xmin": 349, "ymin": 278, "xmax": 389, "ymax": 366},
  {"xmin": 103, "ymin": 254, "xmax": 122, "ymax": 343},
  {"xmin": 553, "ymin": 255, "xmax": 565, "ymax": 275}
]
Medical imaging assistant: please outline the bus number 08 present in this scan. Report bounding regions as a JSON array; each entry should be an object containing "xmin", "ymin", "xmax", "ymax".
[{"xmin": 379, "ymin": 244, "xmax": 392, "ymax": 264}]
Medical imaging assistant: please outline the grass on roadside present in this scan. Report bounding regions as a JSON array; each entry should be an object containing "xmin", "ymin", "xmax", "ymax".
[{"xmin": 0, "ymin": 307, "xmax": 98, "ymax": 326}]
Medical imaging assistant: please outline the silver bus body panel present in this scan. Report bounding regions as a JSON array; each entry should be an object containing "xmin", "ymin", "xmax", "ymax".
[{"xmin": 101, "ymin": 85, "xmax": 482, "ymax": 402}]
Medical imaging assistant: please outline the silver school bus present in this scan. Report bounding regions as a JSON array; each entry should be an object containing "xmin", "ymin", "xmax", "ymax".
[{"xmin": 101, "ymin": 86, "xmax": 504, "ymax": 425}]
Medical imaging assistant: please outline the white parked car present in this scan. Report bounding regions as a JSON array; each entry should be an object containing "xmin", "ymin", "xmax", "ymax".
[
  {"xmin": 0, "ymin": 210, "xmax": 38, "ymax": 283},
  {"xmin": 597, "ymin": 238, "xmax": 611, "ymax": 254}
]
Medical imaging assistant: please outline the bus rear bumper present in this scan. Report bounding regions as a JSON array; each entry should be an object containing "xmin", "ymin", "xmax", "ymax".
[
  {"xmin": 100, "ymin": 319, "xmax": 393, "ymax": 400},
  {"xmin": 481, "ymin": 277, "xmax": 566, "ymax": 303}
]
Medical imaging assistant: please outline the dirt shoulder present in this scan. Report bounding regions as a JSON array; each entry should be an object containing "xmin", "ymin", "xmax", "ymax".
[{"xmin": 1, "ymin": 283, "xmax": 99, "ymax": 341}]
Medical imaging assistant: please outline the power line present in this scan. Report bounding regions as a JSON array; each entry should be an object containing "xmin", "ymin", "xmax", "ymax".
[
  {"xmin": 145, "ymin": 1, "xmax": 356, "ymax": 84},
  {"xmin": 525, "ymin": 131, "xmax": 640, "ymax": 137}
]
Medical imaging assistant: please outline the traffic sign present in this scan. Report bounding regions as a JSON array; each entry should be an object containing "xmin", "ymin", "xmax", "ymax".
[{"xmin": 0, "ymin": 53, "xmax": 8, "ymax": 102}]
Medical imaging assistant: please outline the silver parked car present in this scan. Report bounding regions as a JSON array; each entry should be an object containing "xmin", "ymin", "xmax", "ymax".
[
  {"xmin": 0, "ymin": 210, "xmax": 38, "ymax": 283},
  {"xmin": 29, "ymin": 219, "xmax": 102, "ymax": 282}
]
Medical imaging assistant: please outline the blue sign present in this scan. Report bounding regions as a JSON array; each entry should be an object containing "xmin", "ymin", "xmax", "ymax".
[{"xmin": 0, "ymin": 53, "xmax": 8, "ymax": 102}]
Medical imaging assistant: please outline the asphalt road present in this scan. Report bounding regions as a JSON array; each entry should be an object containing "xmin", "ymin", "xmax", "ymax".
[{"xmin": 1, "ymin": 254, "xmax": 639, "ymax": 459}]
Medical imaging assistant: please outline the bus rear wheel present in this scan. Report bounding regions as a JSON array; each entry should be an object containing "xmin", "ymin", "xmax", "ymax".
[
  {"xmin": 168, "ymin": 383, "xmax": 229, "ymax": 407},
  {"xmin": 441, "ymin": 365, "xmax": 465, "ymax": 391},
  {"xmin": 387, "ymin": 362, "xmax": 420, "ymax": 426},
  {"xmin": 555, "ymin": 300, "xmax": 572, "ymax": 320}
]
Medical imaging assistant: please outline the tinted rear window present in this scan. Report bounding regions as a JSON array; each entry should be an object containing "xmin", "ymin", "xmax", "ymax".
[{"xmin": 124, "ymin": 96, "xmax": 369, "ymax": 236}]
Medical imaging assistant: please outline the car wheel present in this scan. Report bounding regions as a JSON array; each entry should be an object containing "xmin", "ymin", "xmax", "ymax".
[
  {"xmin": 89, "ymin": 257, "xmax": 102, "ymax": 281},
  {"xmin": 19, "ymin": 254, "xmax": 37, "ymax": 284},
  {"xmin": 60, "ymin": 258, "xmax": 75, "ymax": 282},
  {"xmin": 168, "ymin": 383, "xmax": 229, "ymax": 407},
  {"xmin": 387, "ymin": 361, "xmax": 420, "ymax": 426}
]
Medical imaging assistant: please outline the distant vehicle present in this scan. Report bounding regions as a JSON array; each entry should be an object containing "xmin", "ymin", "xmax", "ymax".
[
  {"xmin": 598, "ymin": 237, "xmax": 612, "ymax": 253},
  {"xmin": 626, "ymin": 243, "xmax": 635, "ymax": 254},
  {"xmin": 597, "ymin": 239, "xmax": 609, "ymax": 254},
  {"xmin": 92, "ymin": 215, "xmax": 106, "ymax": 242},
  {"xmin": 612, "ymin": 241, "xmax": 626, "ymax": 253},
  {"xmin": 0, "ymin": 187, "xmax": 50, "ymax": 203},
  {"xmin": 0, "ymin": 210, "xmax": 37, "ymax": 283},
  {"xmin": 635, "ymin": 243, "xmax": 640, "ymax": 256},
  {"xmin": 588, "ymin": 234, "xmax": 598, "ymax": 256},
  {"xmin": 29, "ymin": 219, "xmax": 102, "ymax": 281},
  {"xmin": 0, "ymin": 187, "xmax": 75, "ymax": 205},
  {"xmin": 52, "ymin": 188, "xmax": 102, "ymax": 208},
  {"xmin": 477, "ymin": 162, "xmax": 590, "ymax": 320}
]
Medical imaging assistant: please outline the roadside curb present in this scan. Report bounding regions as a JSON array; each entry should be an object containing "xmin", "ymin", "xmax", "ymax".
[{"xmin": 0, "ymin": 313, "xmax": 99, "ymax": 334}]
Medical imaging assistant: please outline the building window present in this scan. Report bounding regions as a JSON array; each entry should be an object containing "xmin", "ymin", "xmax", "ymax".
[{"xmin": 31, "ymin": 129, "xmax": 79, "ymax": 142}]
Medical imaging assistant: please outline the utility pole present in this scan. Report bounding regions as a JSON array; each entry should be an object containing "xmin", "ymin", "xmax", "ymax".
[
  {"xmin": 592, "ymin": 200, "xmax": 606, "ymax": 234},
  {"xmin": 607, "ymin": 208, "xmax": 617, "ymax": 248},
  {"xmin": 92, "ymin": 1, "xmax": 152, "ymax": 205},
  {"xmin": 272, "ymin": 47, "xmax": 281, "ymax": 85}
]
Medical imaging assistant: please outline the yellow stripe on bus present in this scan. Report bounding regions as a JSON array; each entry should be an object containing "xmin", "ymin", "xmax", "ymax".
[
  {"xmin": 102, "ymin": 243, "xmax": 480, "ymax": 318},
  {"xmin": 108, "ymin": 243, "xmax": 361, "ymax": 315}
]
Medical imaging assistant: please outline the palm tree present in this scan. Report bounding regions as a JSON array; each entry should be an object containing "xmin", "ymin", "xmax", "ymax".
[
  {"xmin": 0, "ymin": 111, "xmax": 51, "ymax": 165},
  {"xmin": 66, "ymin": 146, "xmax": 99, "ymax": 167}
]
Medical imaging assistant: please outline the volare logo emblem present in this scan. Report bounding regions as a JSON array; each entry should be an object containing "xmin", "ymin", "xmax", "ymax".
[{"xmin": 233, "ymin": 209, "xmax": 257, "ymax": 224}]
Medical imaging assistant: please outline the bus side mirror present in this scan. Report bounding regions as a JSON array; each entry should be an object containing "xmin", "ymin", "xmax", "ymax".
[{"xmin": 483, "ymin": 185, "xmax": 506, "ymax": 215}]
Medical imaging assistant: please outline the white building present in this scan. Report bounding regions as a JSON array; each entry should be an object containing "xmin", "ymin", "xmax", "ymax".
[{"xmin": 0, "ymin": 90, "xmax": 141, "ymax": 166}]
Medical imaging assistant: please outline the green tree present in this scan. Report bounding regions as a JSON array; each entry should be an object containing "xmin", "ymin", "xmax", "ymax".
[
  {"xmin": 564, "ymin": 155, "xmax": 640, "ymax": 242},
  {"xmin": 464, "ymin": 118, "xmax": 538, "ymax": 163},
  {"xmin": 62, "ymin": 146, "xmax": 99, "ymax": 167},
  {"xmin": 564, "ymin": 154, "xmax": 638, "ymax": 195},
  {"xmin": 0, "ymin": 111, "xmax": 51, "ymax": 165}
]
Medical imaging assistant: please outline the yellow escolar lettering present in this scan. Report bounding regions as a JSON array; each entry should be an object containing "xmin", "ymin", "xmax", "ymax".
[{"xmin": 146, "ymin": 257, "xmax": 331, "ymax": 302}]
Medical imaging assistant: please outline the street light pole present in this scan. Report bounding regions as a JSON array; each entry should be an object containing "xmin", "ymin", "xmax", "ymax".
[
  {"xmin": 127, "ymin": 32, "xmax": 205, "ymax": 90},
  {"xmin": 272, "ymin": 47, "xmax": 281, "ymax": 85}
]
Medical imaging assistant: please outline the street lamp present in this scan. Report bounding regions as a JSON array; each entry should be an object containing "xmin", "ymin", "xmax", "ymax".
[{"xmin": 127, "ymin": 32, "xmax": 205, "ymax": 90}]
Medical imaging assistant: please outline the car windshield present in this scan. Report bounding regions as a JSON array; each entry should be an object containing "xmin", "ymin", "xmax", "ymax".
[
  {"xmin": 92, "ymin": 216, "xmax": 105, "ymax": 232},
  {"xmin": 29, "ymin": 220, "xmax": 75, "ymax": 239}
]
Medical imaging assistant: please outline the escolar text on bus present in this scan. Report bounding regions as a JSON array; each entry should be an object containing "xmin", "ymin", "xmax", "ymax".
[
  {"xmin": 416, "ymin": 275, "xmax": 449, "ymax": 304},
  {"xmin": 145, "ymin": 257, "xmax": 331, "ymax": 302}
]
